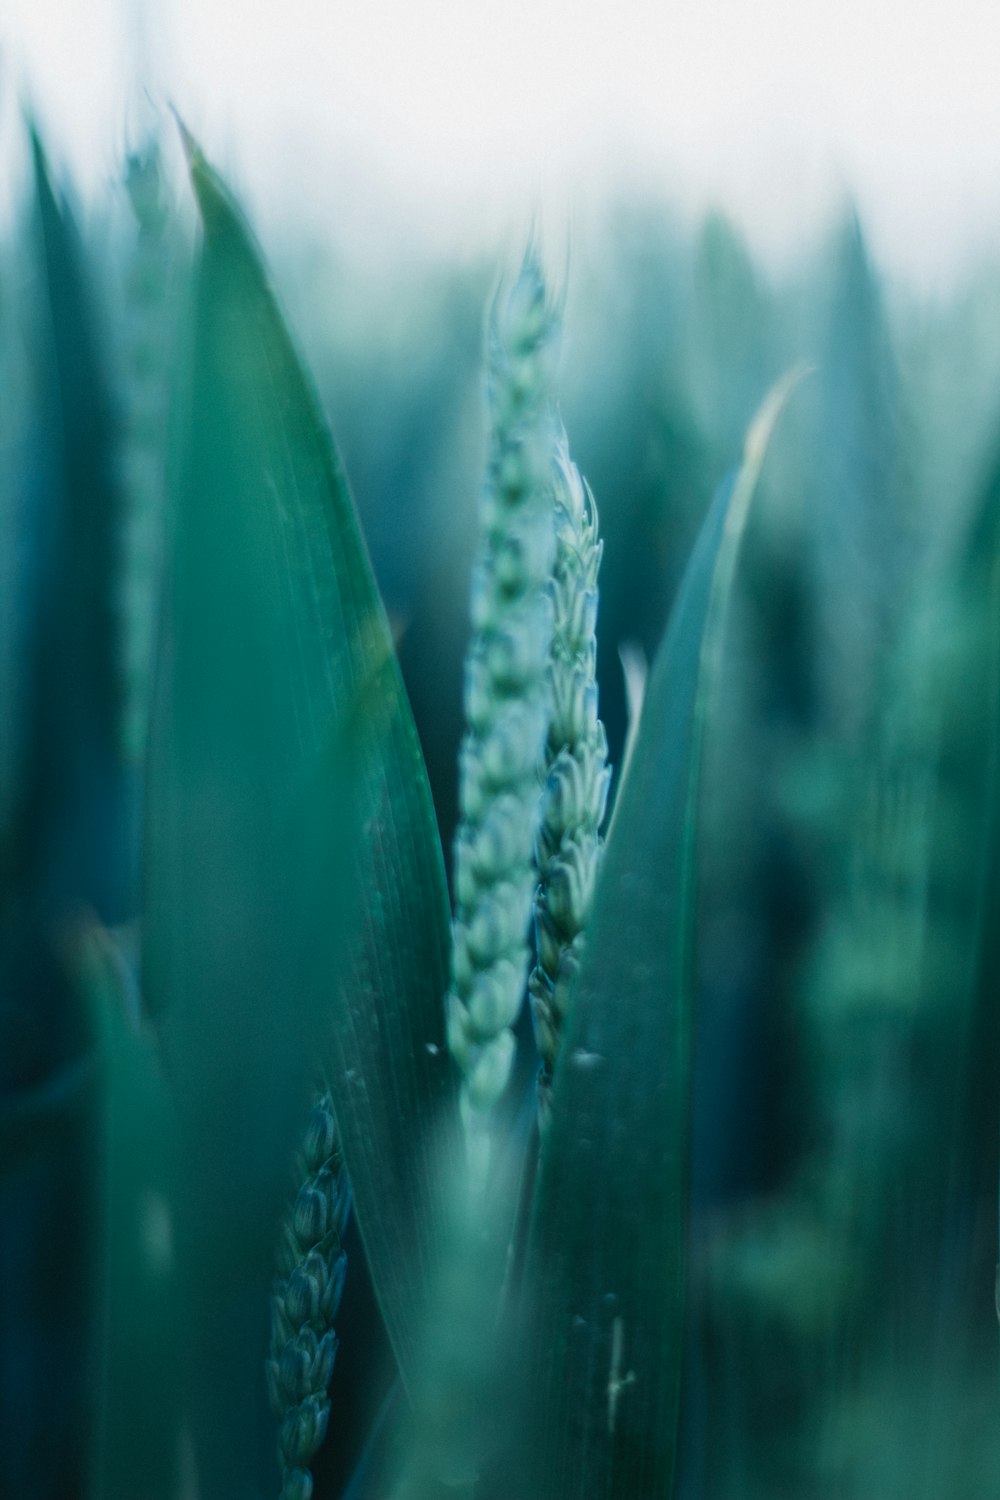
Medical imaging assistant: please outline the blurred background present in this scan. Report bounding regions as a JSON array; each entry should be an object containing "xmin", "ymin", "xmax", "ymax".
[
  {"xmin": 3, "ymin": 2, "xmax": 1000, "ymax": 1498},
  {"xmin": 6, "ymin": 0, "xmax": 1000, "ymax": 286}
]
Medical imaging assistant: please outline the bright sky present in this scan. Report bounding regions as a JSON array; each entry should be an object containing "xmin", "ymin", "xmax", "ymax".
[{"xmin": 3, "ymin": 0, "xmax": 1000, "ymax": 287}]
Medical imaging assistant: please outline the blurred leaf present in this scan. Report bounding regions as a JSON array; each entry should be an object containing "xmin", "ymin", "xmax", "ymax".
[
  {"xmin": 964, "ymin": 447, "xmax": 1000, "ymax": 997},
  {"xmin": 688, "ymin": 211, "xmax": 777, "ymax": 462},
  {"xmin": 72, "ymin": 921, "xmax": 182, "ymax": 1500},
  {"xmin": 0, "ymin": 130, "xmax": 128, "ymax": 1500},
  {"xmin": 1, "ymin": 129, "xmax": 129, "ymax": 1102},
  {"xmin": 0, "ymin": 1053, "xmax": 96, "ymax": 1171},
  {"xmin": 143, "ymin": 138, "xmax": 453, "ymax": 1493},
  {"xmin": 520, "ymin": 375, "xmax": 801, "ymax": 1500},
  {"xmin": 1, "ymin": 131, "xmax": 127, "ymax": 925},
  {"xmin": 809, "ymin": 217, "xmax": 909, "ymax": 736}
]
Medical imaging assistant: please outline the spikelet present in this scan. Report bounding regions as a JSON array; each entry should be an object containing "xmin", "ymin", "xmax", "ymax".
[
  {"xmin": 529, "ymin": 432, "xmax": 611, "ymax": 1128},
  {"xmin": 447, "ymin": 253, "xmax": 560, "ymax": 1172},
  {"xmin": 267, "ymin": 1093, "xmax": 350, "ymax": 1500}
]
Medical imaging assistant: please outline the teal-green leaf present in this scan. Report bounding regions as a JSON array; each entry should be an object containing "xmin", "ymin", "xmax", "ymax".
[
  {"xmin": 73, "ymin": 921, "xmax": 182, "ymax": 1500},
  {"xmin": 5, "ymin": 130, "xmax": 128, "ymax": 924},
  {"xmin": 0, "ymin": 134, "xmax": 128, "ymax": 1498},
  {"xmin": 519, "ymin": 375, "xmax": 802, "ymax": 1500},
  {"xmin": 143, "ymin": 138, "xmax": 453, "ymax": 1494}
]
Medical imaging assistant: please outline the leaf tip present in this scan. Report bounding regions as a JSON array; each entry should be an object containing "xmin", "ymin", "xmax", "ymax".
[
  {"xmin": 24, "ymin": 111, "xmax": 48, "ymax": 185},
  {"xmin": 743, "ymin": 361, "xmax": 814, "ymax": 473},
  {"xmin": 169, "ymin": 109, "xmax": 229, "ymax": 230},
  {"xmin": 169, "ymin": 105, "xmax": 200, "ymax": 170}
]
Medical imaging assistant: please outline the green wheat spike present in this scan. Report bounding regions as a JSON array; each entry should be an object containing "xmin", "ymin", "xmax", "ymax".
[
  {"xmin": 446, "ymin": 251, "xmax": 559, "ymax": 1173},
  {"xmin": 117, "ymin": 134, "xmax": 177, "ymax": 766},
  {"xmin": 267, "ymin": 1094, "xmax": 350, "ymax": 1500},
  {"xmin": 0, "ymin": 238, "xmax": 31, "ymax": 854},
  {"xmin": 529, "ymin": 430, "xmax": 611, "ymax": 1129}
]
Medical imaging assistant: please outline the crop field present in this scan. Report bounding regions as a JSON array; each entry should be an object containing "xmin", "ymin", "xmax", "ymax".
[{"xmin": 1, "ymin": 112, "xmax": 999, "ymax": 1500}]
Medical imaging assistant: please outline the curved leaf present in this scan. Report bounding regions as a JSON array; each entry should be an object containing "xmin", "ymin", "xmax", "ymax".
[
  {"xmin": 519, "ymin": 374, "xmax": 802, "ymax": 1500},
  {"xmin": 143, "ymin": 139, "xmax": 454, "ymax": 1494}
]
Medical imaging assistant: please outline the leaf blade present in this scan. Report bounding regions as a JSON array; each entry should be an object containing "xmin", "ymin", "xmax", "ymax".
[
  {"xmin": 520, "ymin": 374, "xmax": 801, "ymax": 1500},
  {"xmin": 143, "ymin": 144, "xmax": 454, "ymax": 1493}
]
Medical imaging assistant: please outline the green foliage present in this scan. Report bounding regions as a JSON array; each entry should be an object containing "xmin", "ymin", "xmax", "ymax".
[
  {"xmin": 3, "ymin": 112, "xmax": 1000, "ymax": 1500},
  {"xmin": 140, "ymin": 134, "xmax": 454, "ymax": 1494},
  {"xmin": 520, "ymin": 381, "xmax": 798, "ymax": 1500},
  {"xmin": 7, "ymin": 133, "xmax": 127, "ymax": 924},
  {"xmin": 0, "ymin": 130, "xmax": 128, "ymax": 1500}
]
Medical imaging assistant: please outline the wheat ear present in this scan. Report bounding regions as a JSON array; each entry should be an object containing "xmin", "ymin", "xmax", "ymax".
[
  {"xmin": 118, "ymin": 136, "xmax": 176, "ymax": 765},
  {"xmin": 267, "ymin": 1093, "xmax": 350, "ymax": 1500},
  {"xmin": 529, "ymin": 431, "xmax": 610, "ymax": 1128},
  {"xmin": 446, "ymin": 253, "xmax": 559, "ymax": 1172}
]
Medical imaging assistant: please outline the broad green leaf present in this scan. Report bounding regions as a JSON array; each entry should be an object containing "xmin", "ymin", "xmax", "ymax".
[
  {"xmin": 143, "ymin": 137, "xmax": 453, "ymax": 1494},
  {"xmin": 519, "ymin": 374, "xmax": 802, "ymax": 1500}
]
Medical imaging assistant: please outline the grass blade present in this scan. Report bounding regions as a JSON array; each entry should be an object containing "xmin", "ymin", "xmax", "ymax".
[
  {"xmin": 519, "ymin": 373, "xmax": 802, "ymax": 1500},
  {"xmin": 143, "ymin": 137, "xmax": 453, "ymax": 1492},
  {"xmin": 0, "ymin": 129, "xmax": 127, "ymax": 1500},
  {"xmin": 4, "ymin": 131, "xmax": 128, "ymax": 922}
]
